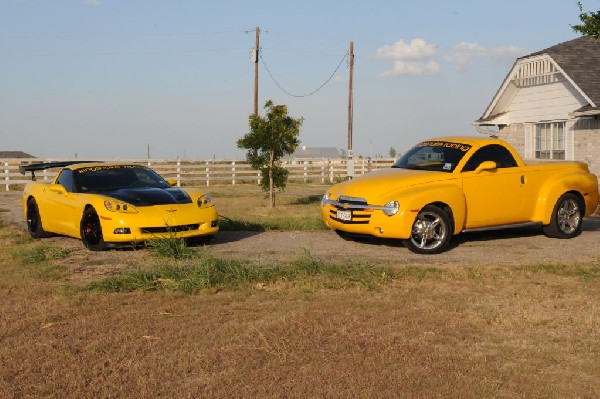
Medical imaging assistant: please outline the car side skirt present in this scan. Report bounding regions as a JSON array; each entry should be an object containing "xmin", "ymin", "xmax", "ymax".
[{"xmin": 462, "ymin": 221, "xmax": 542, "ymax": 233}]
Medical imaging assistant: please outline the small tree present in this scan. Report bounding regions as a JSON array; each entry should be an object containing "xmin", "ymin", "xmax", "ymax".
[
  {"xmin": 389, "ymin": 147, "xmax": 397, "ymax": 158},
  {"xmin": 238, "ymin": 100, "xmax": 303, "ymax": 207},
  {"xmin": 572, "ymin": 2, "xmax": 600, "ymax": 39}
]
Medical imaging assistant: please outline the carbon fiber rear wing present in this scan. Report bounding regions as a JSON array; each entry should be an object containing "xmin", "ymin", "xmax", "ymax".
[{"xmin": 20, "ymin": 161, "xmax": 98, "ymax": 181}]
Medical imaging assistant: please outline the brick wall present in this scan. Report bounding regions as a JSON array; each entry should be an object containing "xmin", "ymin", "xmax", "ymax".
[
  {"xmin": 498, "ymin": 124, "xmax": 525, "ymax": 155},
  {"xmin": 499, "ymin": 120, "xmax": 600, "ymax": 179},
  {"xmin": 573, "ymin": 119, "xmax": 600, "ymax": 178}
]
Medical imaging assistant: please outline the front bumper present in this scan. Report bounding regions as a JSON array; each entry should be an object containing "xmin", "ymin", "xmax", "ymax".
[
  {"xmin": 320, "ymin": 197, "xmax": 413, "ymax": 239},
  {"xmin": 97, "ymin": 204, "xmax": 219, "ymax": 243}
]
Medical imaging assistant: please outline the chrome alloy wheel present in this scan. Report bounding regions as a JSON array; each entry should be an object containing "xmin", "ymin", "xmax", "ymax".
[
  {"xmin": 409, "ymin": 211, "xmax": 448, "ymax": 251},
  {"xmin": 556, "ymin": 197, "xmax": 581, "ymax": 235}
]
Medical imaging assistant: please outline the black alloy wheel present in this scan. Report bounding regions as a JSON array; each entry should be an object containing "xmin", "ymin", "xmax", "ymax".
[
  {"xmin": 26, "ymin": 198, "xmax": 49, "ymax": 238},
  {"xmin": 80, "ymin": 207, "xmax": 107, "ymax": 251}
]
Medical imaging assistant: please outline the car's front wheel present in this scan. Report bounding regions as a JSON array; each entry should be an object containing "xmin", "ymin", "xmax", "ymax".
[
  {"xmin": 26, "ymin": 198, "xmax": 50, "ymax": 239},
  {"xmin": 542, "ymin": 193, "xmax": 584, "ymax": 239},
  {"xmin": 80, "ymin": 207, "xmax": 107, "ymax": 251},
  {"xmin": 403, "ymin": 205, "xmax": 452, "ymax": 254}
]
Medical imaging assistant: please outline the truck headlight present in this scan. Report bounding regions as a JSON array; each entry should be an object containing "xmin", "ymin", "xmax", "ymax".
[
  {"xmin": 321, "ymin": 193, "xmax": 331, "ymax": 207},
  {"xmin": 383, "ymin": 201, "xmax": 399, "ymax": 216}
]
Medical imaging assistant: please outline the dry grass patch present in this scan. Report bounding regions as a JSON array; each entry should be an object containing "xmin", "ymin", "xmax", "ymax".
[
  {"xmin": 213, "ymin": 184, "xmax": 327, "ymax": 231},
  {"xmin": 1, "ymin": 192, "xmax": 600, "ymax": 398},
  {"xmin": 1, "ymin": 271, "xmax": 599, "ymax": 398}
]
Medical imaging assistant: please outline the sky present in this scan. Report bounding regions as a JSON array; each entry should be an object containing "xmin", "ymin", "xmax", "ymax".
[{"xmin": 1, "ymin": 0, "xmax": 597, "ymax": 160}]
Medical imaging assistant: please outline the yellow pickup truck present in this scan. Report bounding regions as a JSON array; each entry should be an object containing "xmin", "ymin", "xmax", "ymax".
[{"xmin": 321, "ymin": 136, "xmax": 599, "ymax": 254}]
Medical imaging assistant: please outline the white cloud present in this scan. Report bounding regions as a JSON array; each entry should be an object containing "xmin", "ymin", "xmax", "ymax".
[
  {"xmin": 379, "ymin": 60, "xmax": 441, "ymax": 77},
  {"xmin": 445, "ymin": 42, "xmax": 527, "ymax": 71},
  {"xmin": 371, "ymin": 38, "xmax": 528, "ymax": 77},
  {"xmin": 371, "ymin": 38, "xmax": 438, "ymax": 60},
  {"xmin": 83, "ymin": 0, "xmax": 102, "ymax": 5},
  {"xmin": 371, "ymin": 38, "xmax": 440, "ymax": 78}
]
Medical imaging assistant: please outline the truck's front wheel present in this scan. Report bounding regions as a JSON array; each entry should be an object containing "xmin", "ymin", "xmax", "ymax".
[
  {"xmin": 403, "ymin": 205, "xmax": 451, "ymax": 254},
  {"xmin": 543, "ymin": 193, "xmax": 584, "ymax": 239}
]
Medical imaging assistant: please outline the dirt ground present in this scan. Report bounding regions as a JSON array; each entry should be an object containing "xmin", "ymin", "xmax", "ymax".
[{"xmin": 2, "ymin": 191, "xmax": 600, "ymax": 274}]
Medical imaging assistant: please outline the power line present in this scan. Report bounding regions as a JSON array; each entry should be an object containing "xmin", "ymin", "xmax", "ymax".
[
  {"xmin": 260, "ymin": 50, "xmax": 349, "ymax": 98},
  {"xmin": 0, "ymin": 47, "xmax": 246, "ymax": 58}
]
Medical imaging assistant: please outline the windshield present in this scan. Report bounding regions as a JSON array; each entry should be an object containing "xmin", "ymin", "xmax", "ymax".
[
  {"xmin": 392, "ymin": 141, "xmax": 472, "ymax": 172},
  {"xmin": 73, "ymin": 165, "xmax": 170, "ymax": 192}
]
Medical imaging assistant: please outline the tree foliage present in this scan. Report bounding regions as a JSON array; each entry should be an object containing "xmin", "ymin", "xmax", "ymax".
[
  {"xmin": 572, "ymin": 2, "xmax": 600, "ymax": 39},
  {"xmin": 237, "ymin": 100, "xmax": 303, "ymax": 207}
]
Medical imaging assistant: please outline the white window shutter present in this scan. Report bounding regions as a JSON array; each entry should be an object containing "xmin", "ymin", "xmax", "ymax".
[
  {"xmin": 524, "ymin": 124, "xmax": 534, "ymax": 159},
  {"xmin": 565, "ymin": 121, "xmax": 575, "ymax": 160}
]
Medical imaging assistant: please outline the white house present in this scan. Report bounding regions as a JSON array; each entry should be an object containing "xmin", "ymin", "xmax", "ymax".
[{"xmin": 474, "ymin": 36, "xmax": 600, "ymax": 178}]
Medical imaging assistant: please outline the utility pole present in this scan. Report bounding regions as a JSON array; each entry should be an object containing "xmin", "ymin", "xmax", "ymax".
[
  {"xmin": 253, "ymin": 26, "xmax": 260, "ymax": 116},
  {"xmin": 347, "ymin": 41, "xmax": 355, "ymax": 178}
]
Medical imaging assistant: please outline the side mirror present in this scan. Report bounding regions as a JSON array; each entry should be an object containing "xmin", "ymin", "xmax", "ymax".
[
  {"xmin": 49, "ymin": 184, "xmax": 67, "ymax": 195},
  {"xmin": 474, "ymin": 161, "xmax": 497, "ymax": 174},
  {"xmin": 166, "ymin": 179, "xmax": 177, "ymax": 187}
]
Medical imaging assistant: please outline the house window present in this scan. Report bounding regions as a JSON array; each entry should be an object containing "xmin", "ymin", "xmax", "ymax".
[{"xmin": 535, "ymin": 122, "xmax": 565, "ymax": 160}]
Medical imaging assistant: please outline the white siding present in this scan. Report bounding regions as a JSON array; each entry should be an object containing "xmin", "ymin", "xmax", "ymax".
[
  {"xmin": 506, "ymin": 82, "xmax": 586, "ymax": 123},
  {"xmin": 489, "ymin": 82, "xmax": 586, "ymax": 125}
]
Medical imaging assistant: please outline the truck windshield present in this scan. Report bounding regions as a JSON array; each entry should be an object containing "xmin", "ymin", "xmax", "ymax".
[{"xmin": 392, "ymin": 141, "xmax": 472, "ymax": 172}]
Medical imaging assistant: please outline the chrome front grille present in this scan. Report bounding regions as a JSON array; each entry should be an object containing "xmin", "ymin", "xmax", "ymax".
[{"xmin": 329, "ymin": 195, "xmax": 371, "ymax": 224}]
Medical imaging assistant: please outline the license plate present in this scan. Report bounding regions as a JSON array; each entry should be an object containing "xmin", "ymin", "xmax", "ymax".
[{"xmin": 336, "ymin": 210, "xmax": 352, "ymax": 221}]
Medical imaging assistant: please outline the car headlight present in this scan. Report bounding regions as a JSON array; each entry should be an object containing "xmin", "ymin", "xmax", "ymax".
[
  {"xmin": 197, "ymin": 194, "xmax": 213, "ymax": 207},
  {"xmin": 382, "ymin": 200, "xmax": 399, "ymax": 216},
  {"xmin": 321, "ymin": 193, "xmax": 331, "ymax": 207},
  {"xmin": 104, "ymin": 200, "xmax": 138, "ymax": 213}
]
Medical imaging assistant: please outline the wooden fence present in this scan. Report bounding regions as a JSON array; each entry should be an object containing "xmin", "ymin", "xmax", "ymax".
[{"xmin": 1, "ymin": 158, "xmax": 396, "ymax": 191}]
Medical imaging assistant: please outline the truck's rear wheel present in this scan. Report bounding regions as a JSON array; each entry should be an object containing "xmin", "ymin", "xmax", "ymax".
[{"xmin": 542, "ymin": 193, "xmax": 584, "ymax": 239}]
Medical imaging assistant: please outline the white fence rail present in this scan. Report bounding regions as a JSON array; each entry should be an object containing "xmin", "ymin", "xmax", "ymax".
[{"xmin": 2, "ymin": 158, "xmax": 396, "ymax": 191}]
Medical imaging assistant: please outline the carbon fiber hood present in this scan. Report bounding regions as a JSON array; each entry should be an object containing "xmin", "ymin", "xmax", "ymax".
[{"xmin": 102, "ymin": 188, "xmax": 192, "ymax": 206}]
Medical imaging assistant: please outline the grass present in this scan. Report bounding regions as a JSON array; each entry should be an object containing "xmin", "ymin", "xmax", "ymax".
[
  {"xmin": 520, "ymin": 262, "xmax": 600, "ymax": 281},
  {"xmin": 145, "ymin": 235, "xmax": 194, "ymax": 259},
  {"xmin": 13, "ymin": 243, "xmax": 71, "ymax": 265},
  {"xmin": 1, "ymin": 186, "xmax": 600, "ymax": 398},
  {"xmin": 11, "ymin": 243, "xmax": 72, "ymax": 280},
  {"xmin": 218, "ymin": 214, "xmax": 325, "ymax": 231},
  {"xmin": 83, "ymin": 250, "xmax": 401, "ymax": 293},
  {"xmin": 212, "ymin": 184, "xmax": 328, "ymax": 231}
]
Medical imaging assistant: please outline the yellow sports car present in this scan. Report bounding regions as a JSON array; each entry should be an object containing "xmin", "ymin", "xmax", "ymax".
[
  {"xmin": 321, "ymin": 137, "xmax": 599, "ymax": 254},
  {"xmin": 21, "ymin": 162, "xmax": 219, "ymax": 251}
]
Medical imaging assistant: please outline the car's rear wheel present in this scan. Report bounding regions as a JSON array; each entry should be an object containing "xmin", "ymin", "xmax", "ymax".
[
  {"xmin": 542, "ymin": 193, "xmax": 584, "ymax": 239},
  {"xmin": 403, "ymin": 205, "xmax": 451, "ymax": 254},
  {"xmin": 26, "ymin": 198, "xmax": 49, "ymax": 239},
  {"xmin": 80, "ymin": 207, "xmax": 107, "ymax": 251}
]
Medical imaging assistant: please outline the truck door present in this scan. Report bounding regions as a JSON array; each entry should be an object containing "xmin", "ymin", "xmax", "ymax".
[{"xmin": 460, "ymin": 144, "xmax": 527, "ymax": 228}]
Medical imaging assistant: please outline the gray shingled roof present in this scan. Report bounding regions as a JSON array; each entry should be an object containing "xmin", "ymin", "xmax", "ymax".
[
  {"xmin": 0, "ymin": 151, "xmax": 35, "ymax": 158},
  {"xmin": 528, "ymin": 36, "xmax": 600, "ymax": 111}
]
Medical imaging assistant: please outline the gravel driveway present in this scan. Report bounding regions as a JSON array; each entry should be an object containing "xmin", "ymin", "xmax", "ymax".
[{"xmin": 2, "ymin": 191, "xmax": 599, "ymax": 268}]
